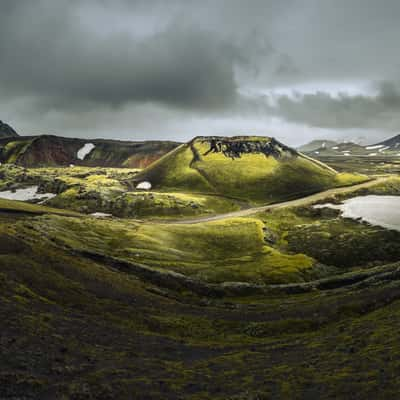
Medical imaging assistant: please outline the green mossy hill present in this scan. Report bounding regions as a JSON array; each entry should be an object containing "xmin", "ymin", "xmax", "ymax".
[
  {"xmin": 30, "ymin": 215, "xmax": 318, "ymax": 285},
  {"xmin": 136, "ymin": 136, "xmax": 366, "ymax": 203},
  {"xmin": 2, "ymin": 208, "xmax": 400, "ymax": 398}
]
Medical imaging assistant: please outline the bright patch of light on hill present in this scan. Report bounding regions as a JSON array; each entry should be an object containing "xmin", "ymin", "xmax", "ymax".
[{"xmin": 77, "ymin": 143, "xmax": 95, "ymax": 160}]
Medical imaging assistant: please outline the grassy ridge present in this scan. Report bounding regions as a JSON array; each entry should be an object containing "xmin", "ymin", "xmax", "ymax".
[
  {"xmin": 48, "ymin": 189, "xmax": 241, "ymax": 218},
  {"xmin": 0, "ymin": 198, "xmax": 81, "ymax": 216},
  {"xmin": 30, "ymin": 214, "xmax": 317, "ymax": 284}
]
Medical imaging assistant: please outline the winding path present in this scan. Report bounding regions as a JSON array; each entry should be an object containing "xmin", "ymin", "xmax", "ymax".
[{"xmin": 171, "ymin": 176, "xmax": 390, "ymax": 224}]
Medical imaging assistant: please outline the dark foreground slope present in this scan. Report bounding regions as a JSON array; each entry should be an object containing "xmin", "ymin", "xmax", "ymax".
[
  {"xmin": 0, "ymin": 135, "xmax": 179, "ymax": 168},
  {"xmin": 1, "ymin": 199, "xmax": 400, "ymax": 399}
]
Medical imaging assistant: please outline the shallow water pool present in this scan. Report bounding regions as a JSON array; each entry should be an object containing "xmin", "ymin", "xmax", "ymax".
[{"xmin": 314, "ymin": 195, "xmax": 400, "ymax": 232}]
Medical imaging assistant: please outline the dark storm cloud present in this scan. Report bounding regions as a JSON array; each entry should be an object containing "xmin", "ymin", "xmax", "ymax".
[
  {"xmin": 1, "ymin": 0, "xmax": 400, "ymax": 140},
  {"xmin": 0, "ymin": 0, "xmax": 303, "ymax": 113},
  {"xmin": 263, "ymin": 81, "xmax": 400, "ymax": 131},
  {"xmin": 0, "ymin": 1, "xmax": 239, "ymax": 110}
]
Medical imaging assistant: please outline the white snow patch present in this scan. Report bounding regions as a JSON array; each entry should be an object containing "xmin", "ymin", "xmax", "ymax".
[
  {"xmin": 77, "ymin": 143, "xmax": 95, "ymax": 160},
  {"xmin": 366, "ymin": 145, "xmax": 384, "ymax": 150},
  {"xmin": 332, "ymin": 146, "xmax": 339, "ymax": 150},
  {"xmin": 314, "ymin": 151, "xmax": 320, "ymax": 154},
  {"xmin": 0, "ymin": 186, "xmax": 56, "ymax": 202},
  {"xmin": 369, "ymin": 153, "xmax": 377, "ymax": 156},
  {"xmin": 136, "ymin": 181, "xmax": 152, "ymax": 190},
  {"xmin": 313, "ymin": 203, "xmax": 341, "ymax": 210},
  {"xmin": 91, "ymin": 212, "xmax": 112, "ymax": 218},
  {"xmin": 379, "ymin": 146, "xmax": 390, "ymax": 152}
]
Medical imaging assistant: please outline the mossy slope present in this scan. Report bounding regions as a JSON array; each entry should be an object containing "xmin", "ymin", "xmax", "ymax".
[
  {"xmin": 137, "ymin": 136, "xmax": 366, "ymax": 203},
  {"xmin": 1, "ymin": 207, "xmax": 400, "ymax": 399},
  {"xmin": 31, "ymin": 214, "xmax": 317, "ymax": 284}
]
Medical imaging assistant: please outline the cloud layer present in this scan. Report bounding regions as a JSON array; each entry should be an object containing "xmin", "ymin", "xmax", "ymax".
[
  {"xmin": 264, "ymin": 81, "xmax": 400, "ymax": 131},
  {"xmin": 1, "ymin": 0, "xmax": 400, "ymax": 143}
]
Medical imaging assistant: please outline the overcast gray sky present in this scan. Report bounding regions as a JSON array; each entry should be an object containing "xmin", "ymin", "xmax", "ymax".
[{"xmin": 2, "ymin": 0, "xmax": 400, "ymax": 145}]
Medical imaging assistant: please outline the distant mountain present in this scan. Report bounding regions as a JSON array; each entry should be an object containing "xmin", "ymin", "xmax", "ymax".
[
  {"xmin": 369, "ymin": 134, "xmax": 400, "ymax": 151},
  {"xmin": 135, "ymin": 135, "xmax": 342, "ymax": 203},
  {"xmin": 300, "ymin": 136, "xmax": 400, "ymax": 158},
  {"xmin": 0, "ymin": 120, "xmax": 19, "ymax": 138},
  {"xmin": 307, "ymin": 141, "xmax": 369, "ymax": 157},
  {"xmin": 0, "ymin": 134, "xmax": 179, "ymax": 168},
  {"xmin": 298, "ymin": 140, "xmax": 338, "ymax": 153}
]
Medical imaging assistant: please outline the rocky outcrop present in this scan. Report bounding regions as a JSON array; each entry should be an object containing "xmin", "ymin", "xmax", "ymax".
[
  {"xmin": 37, "ymin": 178, "xmax": 70, "ymax": 195},
  {"xmin": 202, "ymin": 136, "xmax": 297, "ymax": 159}
]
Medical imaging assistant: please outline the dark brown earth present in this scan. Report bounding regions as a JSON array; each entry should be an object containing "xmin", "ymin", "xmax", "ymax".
[{"xmin": 0, "ymin": 135, "xmax": 179, "ymax": 168}]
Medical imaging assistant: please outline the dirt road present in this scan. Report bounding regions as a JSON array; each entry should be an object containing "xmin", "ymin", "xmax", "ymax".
[{"xmin": 171, "ymin": 177, "xmax": 390, "ymax": 224}]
